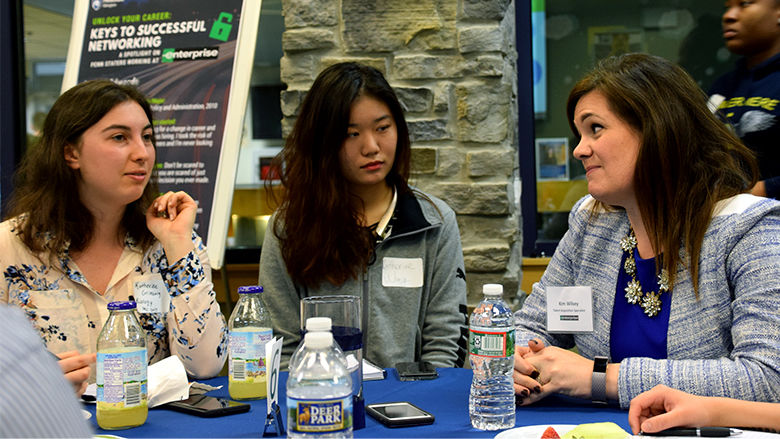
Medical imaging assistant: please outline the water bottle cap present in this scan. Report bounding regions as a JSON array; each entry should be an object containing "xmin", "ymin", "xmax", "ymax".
[
  {"xmin": 107, "ymin": 301, "xmax": 137, "ymax": 311},
  {"xmin": 237, "ymin": 285, "xmax": 264, "ymax": 294},
  {"xmin": 305, "ymin": 317, "xmax": 332, "ymax": 332},
  {"xmin": 304, "ymin": 331, "xmax": 333, "ymax": 349},
  {"xmin": 483, "ymin": 283, "xmax": 503, "ymax": 296}
]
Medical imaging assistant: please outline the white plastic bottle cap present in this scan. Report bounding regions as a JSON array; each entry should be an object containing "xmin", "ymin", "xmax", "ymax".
[
  {"xmin": 483, "ymin": 283, "xmax": 503, "ymax": 296},
  {"xmin": 305, "ymin": 317, "xmax": 332, "ymax": 332},
  {"xmin": 304, "ymin": 331, "xmax": 333, "ymax": 349}
]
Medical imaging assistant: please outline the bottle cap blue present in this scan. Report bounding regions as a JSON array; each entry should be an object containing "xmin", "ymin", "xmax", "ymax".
[
  {"xmin": 237, "ymin": 285, "xmax": 264, "ymax": 294},
  {"xmin": 107, "ymin": 301, "xmax": 137, "ymax": 311}
]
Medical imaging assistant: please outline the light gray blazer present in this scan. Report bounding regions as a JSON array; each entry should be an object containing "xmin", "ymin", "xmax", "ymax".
[{"xmin": 515, "ymin": 194, "xmax": 780, "ymax": 408}]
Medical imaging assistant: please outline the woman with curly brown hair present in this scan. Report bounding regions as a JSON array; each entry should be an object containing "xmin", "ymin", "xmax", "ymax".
[{"xmin": 259, "ymin": 62, "xmax": 467, "ymax": 369}]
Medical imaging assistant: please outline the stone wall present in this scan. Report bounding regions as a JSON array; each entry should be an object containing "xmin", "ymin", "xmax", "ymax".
[{"xmin": 279, "ymin": 0, "xmax": 521, "ymax": 306}]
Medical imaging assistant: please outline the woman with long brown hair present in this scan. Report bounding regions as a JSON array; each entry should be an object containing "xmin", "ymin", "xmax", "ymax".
[
  {"xmin": 259, "ymin": 62, "xmax": 467, "ymax": 369},
  {"xmin": 512, "ymin": 54, "xmax": 780, "ymax": 408},
  {"xmin": 0, "ymin": 79, "xmax": 227, "ymax": 395}
]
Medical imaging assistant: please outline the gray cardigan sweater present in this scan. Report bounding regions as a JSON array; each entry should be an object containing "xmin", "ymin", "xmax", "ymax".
[
  {"xmin": 515, "ymin": 194, "xmax": 780, "ymax": 408},
  {"xmin": 259, "ymin": 189, "xmax": 467, "ymax": 370}
]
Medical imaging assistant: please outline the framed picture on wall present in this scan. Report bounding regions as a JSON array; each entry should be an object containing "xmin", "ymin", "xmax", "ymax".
[{"xmin": 535, "ymin": 137, "xmax": 569, "ymax": 181}]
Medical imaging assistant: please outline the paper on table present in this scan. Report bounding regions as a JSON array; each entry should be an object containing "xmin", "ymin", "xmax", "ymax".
[
  {"xmin": 362, "ymin": 358, "xmax": 386, "ymax": 380},
  {"xmin": 146, "ymin": 355, "xmax": 189, "ymax": 407}
]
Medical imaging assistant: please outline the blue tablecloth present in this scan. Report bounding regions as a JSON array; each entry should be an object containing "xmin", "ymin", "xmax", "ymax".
[{"xmin": 86, "ymin": 368, "xmax": 630, "ymax": 438}]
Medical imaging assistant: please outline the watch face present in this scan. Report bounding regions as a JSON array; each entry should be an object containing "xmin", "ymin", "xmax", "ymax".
[{"xmin": 594, "ymin": 356, "xmax": 608, "ymax": 373}]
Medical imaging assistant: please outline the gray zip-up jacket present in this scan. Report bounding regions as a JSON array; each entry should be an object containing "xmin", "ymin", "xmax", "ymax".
[
  {"xmin": 259, "ymin": 189, "xmax": 467, "ymax": 370},
  {"xmin": 515, "ymin": 194, "xmax": 780, "ymax": 408}
]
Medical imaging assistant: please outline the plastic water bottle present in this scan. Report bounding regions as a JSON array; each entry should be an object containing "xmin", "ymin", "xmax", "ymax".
[
  {"xmin": 290, "ymin": 317, "xmax": 345, "ymax": 368},
  {"xmin": 228, "ymin": 285, "xmax": 273, "ymax": 400},
  {"xmin": 469, "ymin": 284, "xmax": 516, "ymax": 430},
  {"xmin": 287, "ymin": 331, "xmax": 353, "ymax": 438},
  {"xmin": 96, "ymin": 301, "xmax": 148, "ymax": 430}
]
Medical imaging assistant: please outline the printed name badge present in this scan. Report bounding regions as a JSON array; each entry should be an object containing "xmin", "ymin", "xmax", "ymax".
[
  {"xmin": 134, "ymin": 274, "xmax": 170, "ymax": 314},
  {"xmin": 382, "ymin": 257, "xmax": 424, "ymax": 288},
  {"xmin": 545, "ymin": 286, "xmax": 594, "ymax": 333}
]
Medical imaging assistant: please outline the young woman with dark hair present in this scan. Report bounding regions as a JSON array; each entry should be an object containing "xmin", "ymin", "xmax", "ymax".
[
  {"xmin": 0, "ymin": 79, "xmax": 228, "ymax": 395},
  {"xmin": 512, "ymin": 54, "xmax": 780, "ymax": 409},
  {"xmin": 259, "ymin": 62, "xmax": 467, "ymax": 369}
]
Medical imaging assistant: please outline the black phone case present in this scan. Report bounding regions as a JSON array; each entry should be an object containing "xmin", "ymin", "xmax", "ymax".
[
  {"xmin": 395, "ymin": 361, "xmax": 438, "ymax": 381},
  {"xmin": 366, "ymin": 402, "xmax": 435, "ymax": 428},
  {"xmin": 164, "ymin": 396, "xmax": 250, "ymax": 418}
]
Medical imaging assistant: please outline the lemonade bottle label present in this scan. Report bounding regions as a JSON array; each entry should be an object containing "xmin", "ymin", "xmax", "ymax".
[
  {"xmin": 229, "ymin": 328, "xmax": 273, "ymax": 382},
  {"xmin": 287, "ymin": 396, "xmax": 353, "ymax": 434},
  {"xmin": 97, "ymin": 348, "xmax": 148, "ymax": 407}
]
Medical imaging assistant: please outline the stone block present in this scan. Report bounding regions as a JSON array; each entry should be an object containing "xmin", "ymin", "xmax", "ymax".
[
  {"xmin": 395, "ymin": 87, "xmax": 433, "ymax": 113},
  {"xmin": 280, "ymin": 89, "xmax": 306, "ymax": 117},
  {"xmin": 435, "ymin": 146, "xmax": 463, "ymax": 177},
  {"xmin": 320, "ymin": 57, "xmax": 387, "ymax": 75},
  {"xmin": 457, "ymin": 215, "xmax": 517, "ymax": 243},
  {"xmin": 465, "ymin": 272, "xmax": 521, "ymax": 309},
  {"xmin": 467, "ymin": 149, "xmax": 514, "ymax": 177},
  {"xmin": 282, "ymin": 29, "xmax": 336, "ymax": 52},
  {"xmin": 408, "ymin": 118, "xmax": 450, "ymax": 142},
  {"xmin": 430, "ymin": 182, "xmax": 509, "ymax": 215},
  {"xmin": 461, "ymin": 0, "xmax": 511, "ymax": 20},
  {"xmin": 456, "ymin": 82, "xmax": 511, "ymax": 143},
  {"xmin": 433, "ymin": 82, "xmax": 452, "ymax": 113},
  {"xmin": 463, "ymin": 243, "xmax": 510, "ymax": 272},
  {"xmin": 280, "ymin": 54, "xmax": 318, "ymax": 84},
  {"xmin": 393, "ymin": 55, "xmax": 466, "ymax": 79},
  {"xmin": 410, "ymin": 147, "xmax": 437, "ymax": 174},
  {"xmin": 282, "ymin": 0, "xmax": 338, "ymax": 29},
  {"xmin": 342, "ymin": 0, "xmax": 456, "ymax": 52},
  {"xmin": 458, "ymin": 25, "xmax": 504, "ymax": 53}
]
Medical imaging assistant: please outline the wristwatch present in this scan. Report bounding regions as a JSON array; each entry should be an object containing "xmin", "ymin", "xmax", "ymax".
[{"xmin": 591, "ymin": 356, "xmax": 608, "ymax": 404}]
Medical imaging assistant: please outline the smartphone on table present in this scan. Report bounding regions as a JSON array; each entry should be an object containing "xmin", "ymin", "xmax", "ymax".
[
  {"xmin": 366, "ymin": 401, "xmax": 435, "ymax": 427},
  {"xmin": 162, "ymin": 395, "xmax": 250, "ymax": 417}
]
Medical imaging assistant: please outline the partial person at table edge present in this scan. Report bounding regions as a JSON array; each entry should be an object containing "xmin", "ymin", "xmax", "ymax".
[
  {"xmin": 258, "ymin": 62, "xmax": 468, "ymax": 370},
  {"xmin": 0, "ymin": 79, "xmax": 228, "ymax": 392},
  {"xmin": 512, "ymin": 53, "xmax": 780, "ymax": 409},
  {"xmin": 708, "ymin": 0, "xmax": 780, "ymax": 199},
  {"xmin": 628, "ymin": 384, "xmax": 780, "ymax": 434},
  {"xmin": 0, "ymin": 304, "xmax": 92, "ymax": 438}
]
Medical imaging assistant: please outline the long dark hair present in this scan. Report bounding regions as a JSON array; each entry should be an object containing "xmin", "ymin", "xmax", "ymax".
[
  {"xmin": 566, "ymin": 53, "xmax": 757, "ymax": 294},
  {"xmin": 7, "ymin": 79, "xmax": 159, "ymax": 260},
  {"xmin": 272, "ymin": 62, "xmax": 412, "ymax": 287}
]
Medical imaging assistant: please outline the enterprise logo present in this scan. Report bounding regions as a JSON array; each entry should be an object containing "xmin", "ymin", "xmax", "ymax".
[{"xmin": 161, "ymin": 47, "xmax": 219, "ymax": 63}]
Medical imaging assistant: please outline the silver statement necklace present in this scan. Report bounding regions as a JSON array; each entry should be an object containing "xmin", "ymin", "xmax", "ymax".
[{"xmin": 619, "ymin": 229, "xmax": 670, "ymax": 317}]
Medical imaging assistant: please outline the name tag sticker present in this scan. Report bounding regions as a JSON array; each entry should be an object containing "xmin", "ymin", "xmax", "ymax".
[
  {"xmin": 382, "ymin": 257, "xmax": 424, "ymax": 288},
  {"xmin": 545, "ymin": 286, "xmax": 594, "ymax": 333},
  {"xmin": 134, "ymin": 274, "xmax": 170, "ymax": 314}
]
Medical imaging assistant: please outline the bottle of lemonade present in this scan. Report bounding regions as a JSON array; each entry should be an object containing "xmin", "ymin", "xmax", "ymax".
[
  {"xmin": 96, "ymin": 301, "xmax": 148, "ymax": 430},
  {"xmin": 228, "ymin": 285, "xmax": 273, "ymax": 399}
]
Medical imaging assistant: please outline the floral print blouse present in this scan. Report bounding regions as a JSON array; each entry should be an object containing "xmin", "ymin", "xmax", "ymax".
[{"xmin": 0, "ymin": 217, "xmax": 228, "ymax": 379}]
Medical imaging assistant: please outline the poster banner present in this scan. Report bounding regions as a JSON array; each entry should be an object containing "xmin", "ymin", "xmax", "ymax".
[{"xmin": 63, "ymin": 0, "xmax": 261, "ymax": 269}]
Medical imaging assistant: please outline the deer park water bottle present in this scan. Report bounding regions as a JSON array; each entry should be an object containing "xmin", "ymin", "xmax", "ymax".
[
  {"xmin": 96, "ymin": 301, "xmax": 148, "ymax": 430},
  {"xmin": 228, "ymin": 285, "xmax": 273, "ymax": 400},
  {"xmin": 287, "ymin": 331, "xmax": 353, "ymax": 438},
  {"xmin": 469, "ymin": 284, "xmax": 516, "ymax": 430}
]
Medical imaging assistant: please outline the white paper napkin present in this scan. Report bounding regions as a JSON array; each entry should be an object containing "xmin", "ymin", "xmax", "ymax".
[{"xmin": 147, "ymin": 355, "xmax": 189, "ymax": 408}]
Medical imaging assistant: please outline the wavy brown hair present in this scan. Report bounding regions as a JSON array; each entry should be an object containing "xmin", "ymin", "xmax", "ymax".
[
  {"xmin": 566, "ymin": 53, "xmax": 757, "ymax": 295},
  {"xmin": 271, "ymin": 62, "xmax": 412, "ymax": 287},
  {"xmin": 7, "ymin": 79, "xmax": 159, "ymax": 261}
]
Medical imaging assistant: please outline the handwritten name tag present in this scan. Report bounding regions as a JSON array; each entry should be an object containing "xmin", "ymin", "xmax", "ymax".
[
  {"xmin": 382, "ymin": 257, "xmax": 424, "ymax": 288},
  {"xmin": 134, "ymin": 274, "xmax": 170, "ymax": 314}
]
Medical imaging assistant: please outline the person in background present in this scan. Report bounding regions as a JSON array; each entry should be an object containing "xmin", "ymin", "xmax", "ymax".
[
  {"xmin": 259, "ymin": 62, "xmax": 468, "ymax": 369},
  {"xmin": 512, "ymin": 53, "xmax": 780, "ymax": 408},
  {"xmin": 0, "ymin": 80, "xmax": 228, "ymax": 394},
  {"xmin": 628, "ymin": 384, "xmax": 780, "ymax": 434},
  {"xmin": 0, "ymin": 304, "xmax": 92, "ymax": 438},
  {"xmin": 708, "ymin": 0, "xmax": 780, "ymax": 199}
]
